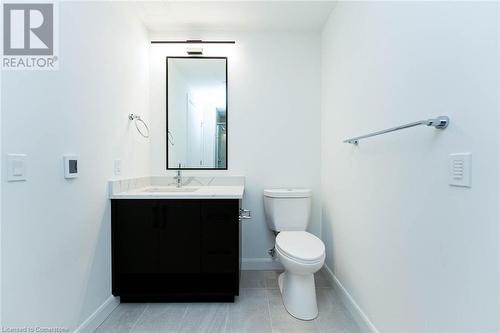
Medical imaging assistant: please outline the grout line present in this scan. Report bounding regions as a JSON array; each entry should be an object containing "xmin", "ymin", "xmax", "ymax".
[
  {"xmin": 128, "ymin": 304, "xmax": 149, "ymax": 333},
  {"xmin": 265, "ymin": 286, "xmax": 275, "ymax": 333},
  {"xmin": 178, "ymin": 304, "xmax": 189, "ymax": 328},
  {"xmin": 224, "ymin": 303, "xmax": 232, "ymax": 333},
  {"xmin": 313, "ymin": 297, "xmax": 323, "ymax": 333},
  {"xmin": 177, "ymin": 303, "xmax": 192, "ymax": 331}
]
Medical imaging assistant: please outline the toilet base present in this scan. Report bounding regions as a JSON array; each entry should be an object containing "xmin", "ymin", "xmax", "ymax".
[{"xmin": 278, "ymin": 272, "xmax": 318, "ymax": 320}]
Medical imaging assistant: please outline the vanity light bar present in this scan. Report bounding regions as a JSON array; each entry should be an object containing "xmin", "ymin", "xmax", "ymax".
[
  {"xmin": 151, "ymin": 40, "xmax": 236, "ymax": 44},
  {"xmin": 186, "ymin": 47, "xmax": 203, "ymax": 55}
]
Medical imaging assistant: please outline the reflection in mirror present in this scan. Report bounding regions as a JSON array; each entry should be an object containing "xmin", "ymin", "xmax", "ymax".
[{"xmin": 167, "ymin": 57, "xmax": 227, "ymax": 169}]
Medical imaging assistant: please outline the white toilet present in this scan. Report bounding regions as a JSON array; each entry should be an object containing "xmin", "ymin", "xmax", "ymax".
[{"xmin": 263, "ymin": 189, "xmax": 325, "ymax": 320}]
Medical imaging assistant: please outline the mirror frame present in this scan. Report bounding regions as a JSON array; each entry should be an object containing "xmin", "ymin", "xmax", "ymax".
[{"xmin": 166, "ymin": 56, "xmax": 228, "ymax": 170}]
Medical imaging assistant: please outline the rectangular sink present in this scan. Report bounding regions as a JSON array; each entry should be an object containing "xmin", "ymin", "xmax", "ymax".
[
  {"xmin": 143, "ymin": 187, "xmax": 199, "ymax": 193},
  {"xmin": 109, "ymin": 176, "xmax": 245, "ymax": 199}
]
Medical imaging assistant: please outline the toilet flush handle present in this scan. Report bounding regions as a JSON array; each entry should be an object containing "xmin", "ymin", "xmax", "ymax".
[{"xmin": 239, "ymin": 209, "xmax": 252, "ymax": 221}]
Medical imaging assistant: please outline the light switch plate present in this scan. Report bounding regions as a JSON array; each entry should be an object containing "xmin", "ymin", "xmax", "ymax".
[
  {"xmin": 114, "ymin": 159, "xmax": 122, "ymax": 176},
  {"xmin": 64, "ymin": 155, "xmax": 79, "ymax": 179},
  {"xmin": 7, "ymin": 154, "xmax": 27, "ymax": 182},
  {"xmin": 449, "ymin": 153, "xmax": 472, "ymax": 187}
]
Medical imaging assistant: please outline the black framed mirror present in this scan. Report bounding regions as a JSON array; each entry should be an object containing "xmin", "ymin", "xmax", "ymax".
[{"xmin": 166, "ymin": 57, "xmax": 228, "ymax": 170}]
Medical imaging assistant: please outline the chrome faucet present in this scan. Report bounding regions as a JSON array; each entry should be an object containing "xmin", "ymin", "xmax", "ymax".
[{"xmin": 174, "ymin": 163, "xmax": 182, "ymax": 188}]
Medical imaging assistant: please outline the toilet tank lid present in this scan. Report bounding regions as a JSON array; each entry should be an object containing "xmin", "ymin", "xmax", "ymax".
[{"xmin": 264, "ymin": 188, "xmax": 312, "ymax": 198}]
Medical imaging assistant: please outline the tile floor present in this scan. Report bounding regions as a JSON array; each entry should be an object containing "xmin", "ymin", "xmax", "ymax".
[{"xmin": 95, "ymin": 270, "xmax": 361, "ymax": 333}]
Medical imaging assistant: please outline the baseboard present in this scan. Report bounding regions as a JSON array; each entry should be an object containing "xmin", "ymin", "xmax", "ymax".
[
  {"xmin": 74, "ymin": 295, "xmax": 119, "ymax": 333},
  {"xmin": 241, "ymin": 258, "xmax": 283, "ymax": 270},
  {"xmin": 322, "ymin": 265, "xmax": 379, "ymax": 333}
]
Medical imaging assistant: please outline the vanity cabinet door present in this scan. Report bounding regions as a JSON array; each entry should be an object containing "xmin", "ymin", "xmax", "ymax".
[
  {"xmin": 201, "ymin": 200, "xmax": 239, "ymax": 273},
  {"xmin": 159, "ymin": 200, "xmax": 201, "ymax": 273},
  {"xmin": 112, "ymin": 200, "xmax": 161, "ymax": 275},
  {"xmin": 112, "ymin": 198, "xmax": 240, "ymax": 300}
]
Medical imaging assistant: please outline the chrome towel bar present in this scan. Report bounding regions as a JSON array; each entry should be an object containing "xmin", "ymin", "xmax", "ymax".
[{"xmin": 343, "ymin": 116, "xmax": 450, "ymax": 145}]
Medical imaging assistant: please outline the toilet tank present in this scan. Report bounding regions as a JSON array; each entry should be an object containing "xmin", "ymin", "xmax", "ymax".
[{"xmin": 263, "ymin": 189, "xmax": 312, "ymax": 231}]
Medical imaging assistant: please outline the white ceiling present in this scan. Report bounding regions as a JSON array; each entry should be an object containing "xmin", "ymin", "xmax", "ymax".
[{"xmin": 134, "ymin": 1, "xmax": 337, "ymax": 33}]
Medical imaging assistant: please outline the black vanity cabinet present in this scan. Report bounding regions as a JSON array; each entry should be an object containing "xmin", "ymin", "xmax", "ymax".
[{"xmin": 111, "ymin": 199, "xmax": 241, "ymax": 302}]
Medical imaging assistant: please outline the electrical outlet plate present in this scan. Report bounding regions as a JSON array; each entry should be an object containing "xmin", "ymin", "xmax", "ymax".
[
  {"xmin": 7, "ymin": 154, "xmax": 27, "ymax": 181},
  {"xmin": 449, "ymin": 153, "xmax": 471, "ymax": 187}
]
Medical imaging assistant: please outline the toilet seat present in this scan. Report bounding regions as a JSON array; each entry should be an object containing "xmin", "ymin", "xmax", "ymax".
[{"xmin": 276, "ymin": 231, "xmax": 325, "ymax": 264}]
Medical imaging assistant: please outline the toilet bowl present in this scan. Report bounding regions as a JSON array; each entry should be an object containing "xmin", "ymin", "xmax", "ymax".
[
  {"xmin": 263, "ymin": 189, "xmax": 326, "ymax": 320},
  {"xmin": 275, "ymin": 231, "xmax": 325, "ymax": 320}
]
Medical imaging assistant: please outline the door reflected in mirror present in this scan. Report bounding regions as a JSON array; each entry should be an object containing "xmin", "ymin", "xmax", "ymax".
[{"xmin": 167, "ymin": 57, "xmax": 227, "ymax": 170}]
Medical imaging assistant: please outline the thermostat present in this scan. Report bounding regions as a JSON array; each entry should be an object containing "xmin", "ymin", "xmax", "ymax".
[{"xmin": 64, "ymin": 155, "xmax": 79, "ymax": 179}]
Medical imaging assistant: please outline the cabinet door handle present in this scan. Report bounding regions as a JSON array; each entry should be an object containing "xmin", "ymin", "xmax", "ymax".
[{"xmin": 239, "ymin": 208, "xmax": 252, "ymax": 220}]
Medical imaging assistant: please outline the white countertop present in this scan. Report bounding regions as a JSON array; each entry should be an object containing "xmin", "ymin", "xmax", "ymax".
[{"xmin": 110, "ymin": 185, "xmax": 244, "ymax": 199}]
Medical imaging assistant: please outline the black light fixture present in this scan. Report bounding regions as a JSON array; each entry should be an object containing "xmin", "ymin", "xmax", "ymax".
[
  {"xmin": 150, "ymin": 40, "xmax": 235, "ymax": 56},
  {"xmin": 150, "ymin": 40, "xmax": 236, "ymax": 44},
  {"xmin": 186, "ymin": 47, "xmax": 203, "ymax": 55}
]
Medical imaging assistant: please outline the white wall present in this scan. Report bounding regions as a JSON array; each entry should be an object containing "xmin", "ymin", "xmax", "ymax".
[
  {"xmin": 149, "ymin": 31, "xmax": 322, "ymax": 265},
  {"xmin": 0, "ymin": 54, "xmax": 2, "ymax": 328},
  {"xmin": 321, "ymin": 1, "xmax": 500, "ymax": 332},
  {"xmin": 1, "ymin": 2, "xmax": 150, "ymax": 330}
]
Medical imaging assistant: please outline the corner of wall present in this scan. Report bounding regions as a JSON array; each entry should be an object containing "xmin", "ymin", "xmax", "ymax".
[
  {"xmin": 322, "ymin": 265, "xmax": 379, "ymax": 333},
  {"xmin": 74, "ymin": 296, "xmax": 119, "ymax": 333},
  {"xmin": 0, "ymin": 62, "xmax": 3, "ymax": 327}
]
